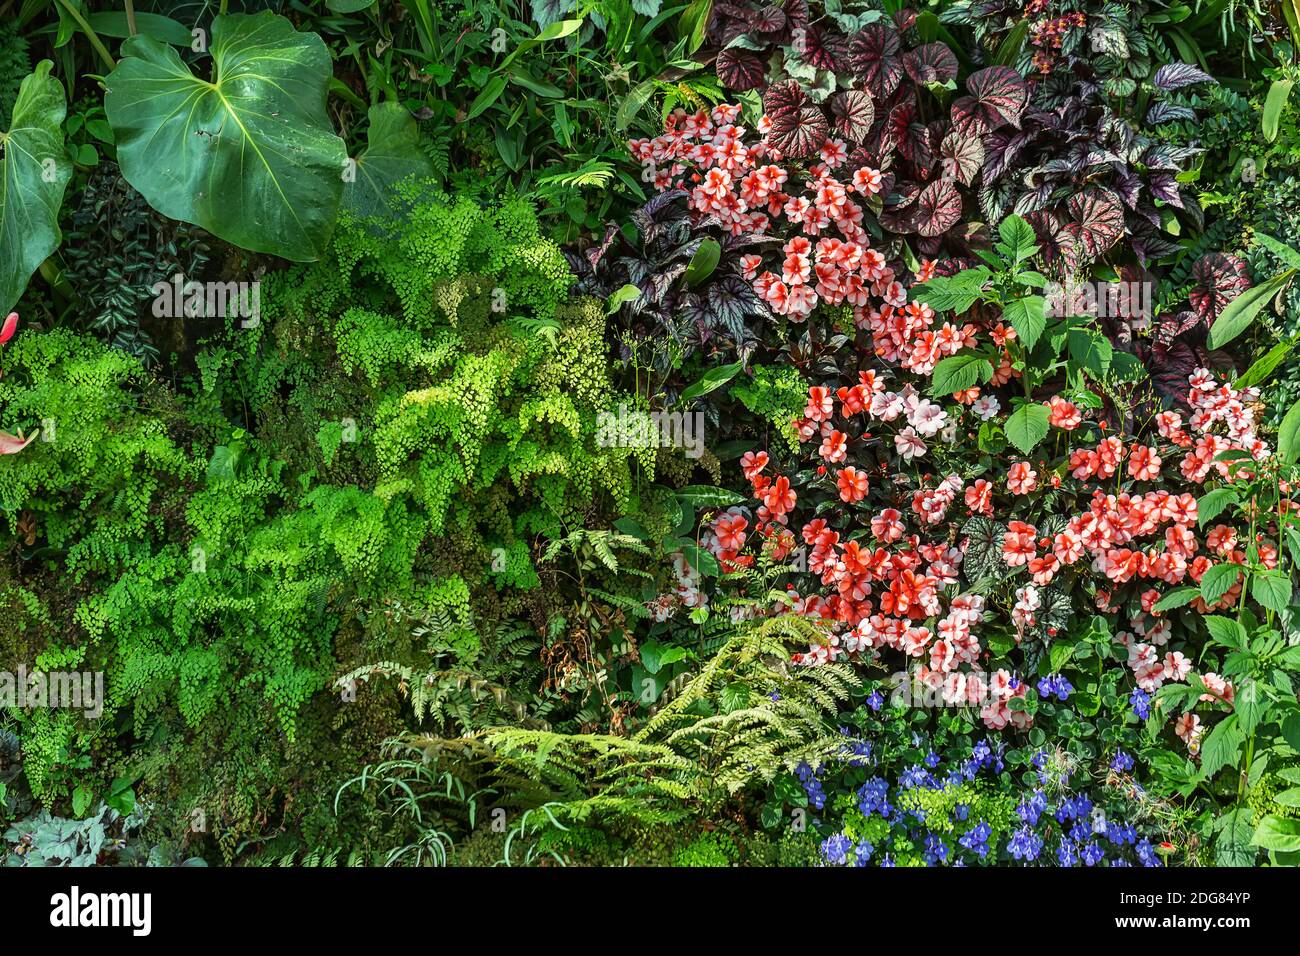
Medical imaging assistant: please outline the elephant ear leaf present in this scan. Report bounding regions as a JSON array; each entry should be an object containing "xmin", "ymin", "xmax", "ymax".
[
  {"xmin": 104, "ymin": 12, "xmax": 347, "ymax": 262},
  {"xmin": 0, "ymin": 61, "xmax": 73, "ymax": 315},
  {"xmin": 342, "ymin": 103, "xmax": 438, "ymax": 219}
]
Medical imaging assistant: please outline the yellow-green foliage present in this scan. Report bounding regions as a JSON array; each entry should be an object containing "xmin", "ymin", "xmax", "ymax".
[
  {"xmin": 730, "ymin": 364, "xmax": 807, "ymax": 454},
  {"xmin": 0, "ymin": 194, "xmax": 657, "ymax": 849}
]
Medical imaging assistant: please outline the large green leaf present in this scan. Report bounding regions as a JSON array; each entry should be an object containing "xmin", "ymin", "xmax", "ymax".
[
  {"xmin": 0, "ymin": 61, "xmax": 73, "ymax": 315},
  {"xmin": 104, "ymin": 12, "xmax": 347, "ymax": 261},
  {"xmin": 1005, "ymin": 402, "xmax": 1050, "ymax": 454},
  {"xmin": 342, "ymin": 103, "xmax": 437, "ymax": 219},
  {"xmin": 929, "ymin": 351, "xmax": 993, "ymax": 395},
  {"xmin": 1206, "ymin": 268, "xmax": 1297, "ymax": 351}
]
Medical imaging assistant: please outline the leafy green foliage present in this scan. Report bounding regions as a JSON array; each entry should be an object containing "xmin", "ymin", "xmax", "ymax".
[{"xmin": 104, "ymin": 13, "xmax": 348, "ymax": 261}]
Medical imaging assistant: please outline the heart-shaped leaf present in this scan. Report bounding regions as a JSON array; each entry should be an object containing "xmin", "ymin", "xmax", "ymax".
[
  {"xmin": 913, "ymin": 178, "xmax": 963, "ymax": 237},
  {"xmin": 1065, "ymin": 188, "xmax": 1125, "ymax": 259},
  {"xmin": 848, "ymin": 23, "xmax": 903, "ymax": 98},
  {"xmin": 951, "ymin": 66, "xmax": 1027, "ymax": 134},
  {"xmin": 104, "ymin": 12, "xmax": 348, "ymax": 261},
  {"xmin": 0, "ymin": 62, "xmax": 73, "ymax": 315},
  {"xmin": 939, "ymin": 130, "xmax": 983, "ymax": 186},
  {"xmin": 902, "ymin": 42, "xmax": 957, "ymax": 85},
  {"xmin": 1189, "ymin": 253, "xmax": 1251, "ymax": 322},
  {"xmin": 763, "ymin": 80, "xmax": 829, "ymax": 159},
  {"xmin": 1005, "ymin": 402, "xmax": 1049, "ymax": 453},
  {"xmin": 716, "ymin": 48, "xmax": 767, "ymax": 91},
  {"xmin": 829, "ymin": 90, "xmax": 874, "ymax": 143},
  {"xmin": 342, "ymin": 103, "xmax": 437, "ymax": 219}
]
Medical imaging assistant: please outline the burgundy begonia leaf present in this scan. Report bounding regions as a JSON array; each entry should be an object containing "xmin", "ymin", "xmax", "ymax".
[
  {"xmin": 1065, "ymin": 188, "xmax": 1125, "ymax": 259},
  {"xmin": 950, "ymin": 66, "xmax": 1028, "ymax": 136},
  {"xmin": 1188, "ymin": 253, "xmax": 1251, "ymax": 322},
  {"xmin": 939, "ymin": 130, "xmax": 983, "ymax": 185},
  {"xmin": 829, "ymin": 89, "xmax": 875, "ymax": 143},
  {"xmin": 763, "ymin": 79, "xmax": 829, "ymax": 158},
  {"xmin": 717, "ymin": 48, "xmax": 768, "ymax": 91},
  {"xmin": 849, "ymin": 23, "xmax": 904, "ymax": 99},
  {"xmin": 903, "ymin": 43, "xmax": 958, "ymax": 86},
  {"xmin": 913, "ymin": 178, "xmax": 963, "ymax": 237}
]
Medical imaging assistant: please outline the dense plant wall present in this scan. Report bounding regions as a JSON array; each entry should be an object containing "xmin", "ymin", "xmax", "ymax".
[{"xmin": 2, "ymin": 0, "xmax": 1300, "ymax": 869}]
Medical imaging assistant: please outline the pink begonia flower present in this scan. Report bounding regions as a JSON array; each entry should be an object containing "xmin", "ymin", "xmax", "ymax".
[{"xmin": 0, "ymin": 312, "xmax": 18, "ymax": 345}]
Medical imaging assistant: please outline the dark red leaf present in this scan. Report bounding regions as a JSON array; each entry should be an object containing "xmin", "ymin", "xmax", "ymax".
[
  {"xmin": 753, "ymin": 4, "xmax": 788, "ymax": 33},
  {"xmin": 717, "ymin": 48, "xmax": 768, "ymax": 92},
  {"xmin": 849, "ymin": 23, "xmax": 904, "ymax": 99},
  {"xmin": 763, "ymin": 79, "xmax": 830, "ymax": 159},
  {"xmin": 1155, "ymin": 310, "xmax": 1202, "ymax": 349},
  {"xmin": 913, "ymin": 178, "xmax": 963, "ymax": 237},
  {"xmin": 903, "ymin": 43, "xmax": 958, "ymax": 86},
  {"xmin": 782, "ymin": 0, "xmax": 809, "ymax": 31},
  {"xmin": 1189, "ymin": 253, "xmax": 1251, "ymax": 322},
  {"xmin": 939, "ymin": 130, "xmax": 983, "ymax": 186},
  {"xmin": 800, "ymin": 23, "xmax": 848, "ymax": 72},
  {"xmin": 951, "ymin": 66, "xmax": 1027, "ymax": 135},
  {"xmin": 1024, "ymin": 210, "xmax": 1081, "ymax": 272},
  {"xmin": 829, "ymin": 89, "xmax": 875, "ymax": 143},
  {"xmin": 1065, "ymin": 188, "xmax": 1125, "ymax": 259}
]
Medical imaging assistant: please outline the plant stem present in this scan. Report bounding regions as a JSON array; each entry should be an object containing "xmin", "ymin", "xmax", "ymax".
[
  {"xmin": 124, "ymin": 0, "xmax": 137, "ymax": 35},
  {"xmin": 53, "ymin": 0, "xmax": 116, "ymax": 71}
]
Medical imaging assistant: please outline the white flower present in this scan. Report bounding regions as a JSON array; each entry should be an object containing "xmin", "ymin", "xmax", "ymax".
[
  {"xmin": 907, "ymin": 399, "xmax": 947, "ymax": 437},
  {"xmin": 894, "ymin": 426, "xmax": 927, "ymax": 461},
  {"xmin": 871, "ymin": 390, "xmax": 906, "ymax": 422},
  {"xmin": 971, "ymin": 395, "xmax": 1001, "ymax": 421}
]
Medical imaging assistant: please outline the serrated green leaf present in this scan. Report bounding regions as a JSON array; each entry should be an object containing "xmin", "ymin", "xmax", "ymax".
[
  {"xmin": 1252, "ymin": 570, "xmax": 1292, "ymax": 614},
  {"xmin": 1197, "ymin": 487, "xmax": 1238, "ymax": 527},
  {"xmin": 1003, "ymin": 295, "xmax": 1046, "ymax": 349},
  {"xmin": 1005, "ymin": 402, "xmax": 1050, "ymax": 454},
  {"xmin": 929, "ymin": 352, "xmax": 994, "ymax": 396},
  {"xmin": 1199, "ymin": 562, "xmax": 1241, "ymax": 605},
  {"xmin": 1153, "ymin": 587, "xmax": 1199, "ymax": 612}
]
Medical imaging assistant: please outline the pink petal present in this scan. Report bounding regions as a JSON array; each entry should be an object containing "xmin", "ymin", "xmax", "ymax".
[
  {"xmin": 0, "ymin": 430, "xmax": 36, "ymax": 455},
  {"xmin": 0, "ymin": 312, "xmax": 17, "ymax": 345}
]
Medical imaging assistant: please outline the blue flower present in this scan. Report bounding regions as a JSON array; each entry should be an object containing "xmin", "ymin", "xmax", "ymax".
[
  {"xmin": 1016, "ymin": 789, "xmax": 1047, "ymax": 826},
  {"xmin": 1007, "ymin": 825, "xmax": 1043, "ymax": 861},
  {"xmin": 923, "ymin": 832, "xmax": 949, "ymax": 865},
  {"xmin": 796, "ymin": 762, "xmax": 827, "ymax": 810},
  {"xmin": 821, "ymin": 833, "xmax": 853, "ymax": 865},
  {"xmin": 1130, "ymin": 687, "xmax": 1151, "ymax": 720},
  {"xmin": 958, "ymin": 820, "xmax": 993, "ymax": 858},
  {"xmin": 1110, "ymin": 749, "xmax": 1134, "ymax": 773},
  {"xmin": 1036, "ymin": 674, "xmax": 1074, "ymax": 701},
  {"xmin": 1136, "ymin": 839, "xmax": 1163, "ymax": 867},
  {"xmin": 858, "ymin": 777, "xmax": 892, "ymax": 819},
  {"xmin": 867, "ymin": 690, "xmax": 884, "ymax": 711},
  {"xmin": 1081, "ymin": 842, "xmax": 1106, "ymax": 866}
]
